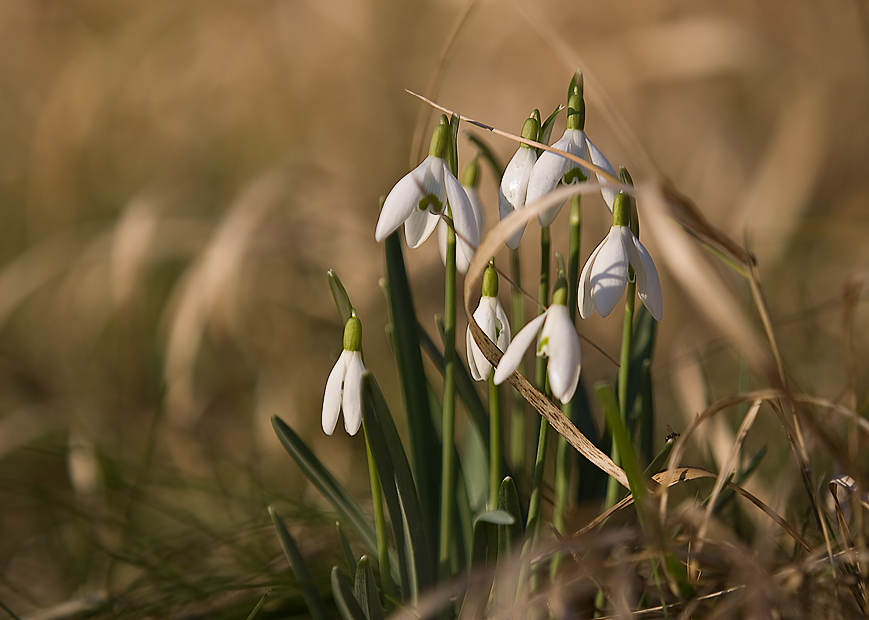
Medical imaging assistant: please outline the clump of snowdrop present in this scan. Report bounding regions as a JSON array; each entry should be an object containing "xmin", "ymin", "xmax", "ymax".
[
  {"xmin": 439, "ymin": 158, "xmax": 484, "ymax": 273},
  {"xmin": 375, "ymin": 120, "xmax": 479, "ymax": 266},
  {"xmin": 494, "ymin": 273, "xmax": 581, "ymax": 404},
  {"xmin": 578, "ymin": 191, "xmax": 663, "ymax": 321},
  {"xmin": 467, "ymin": 264, "xmax": 511, "ymax": 381},
  {"xmin": 498, "ymin": 113, "xmax": 540, "ymax": 249},
  {"xmin": 322, "ymin": 312, "xmax": 366, "ymax": 436},
  {"xmin": 525, "ymin": 74, "xmax": 618, "ymax": 225}
]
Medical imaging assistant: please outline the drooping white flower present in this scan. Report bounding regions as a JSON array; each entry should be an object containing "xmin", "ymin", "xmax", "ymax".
[
  {"xmin": 498, "ymin": 115, "xmax": 540, "ymax": 249},
  {"xmin": 493, "ymin": 278, "xmax": 581, "ymax": 404},
  {"xmin": 578, "ymin": 193, "xmax": 663, "ymax": 321},
  {"xmin": 524, "ymin": 81, "xmax": 618, "ymax": 227},
  {"xmin": 439, "ymin": 160, "xmax": 484, "ymax": 274},
  {"xmin": 525, "ymin": 129, "xmax": 618, "ymax": 226},
  {"xmin": 375, "ymin": 124, "xmax": 479, "ymax": 266},
  {"xmin": 466, "ymin": 266, "xmax": 511, "ymax": 381},
  {"xmin": 322, "ymin": 313, "xmax": 366, "ymax": 436}
]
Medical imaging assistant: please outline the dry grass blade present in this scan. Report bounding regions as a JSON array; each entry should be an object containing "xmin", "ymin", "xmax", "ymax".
[{"xmin": 694, "ymin": 399, "xmax": 763, "ymax": 554}]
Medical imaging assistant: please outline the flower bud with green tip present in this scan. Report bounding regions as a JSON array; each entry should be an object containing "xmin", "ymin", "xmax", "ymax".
[
  {"xmin": 439, "ymin": 157, "xmax": 484, "ymax": 273},
  {"xmin": 466, "ymin": 264, "xmax": 511, "ymax": 381},
  {"xmin": 578, "ymin": 191, "xmax": 663, "ymax": 320},
  {"xmin": 375, "ymin": 118, "xmax": 480, "ymax": 264},
  {"xmin": 525, "ymin": 71, "xmax": 619, "ymax": 224},
  {"xmin": 498, "ymin": 112, "xmax": 541, "ymax": 249},
  {"xmin": 322, "ymin": 312, "xmax": 367, "ymax": 436},
  {"xmin": 494, "ymin": 273, "xmax": 582, "ymax": 403}
]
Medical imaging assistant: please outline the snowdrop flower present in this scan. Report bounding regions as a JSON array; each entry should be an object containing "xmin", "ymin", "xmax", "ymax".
[
  {"xmin": 494, "ymin": 275, "xmax": 581, "ymax": 404},
  {"xmin": 578, "ymin": 192, "xmax": 663, "ymax": 321},
  {"xmin": 322, "ymin": 312, "xmax": 366, "ymax": 436},
  {"xmin": 525, "ymin": 78, "xmax": 618, "ymax": 226},
  {"xmin": 375, "ymin": 122, "xmax": 479, "ymax": 266},
  {"xmin": 466, "ymin": 265, "xmax": 511, "ymax": 381},
  {"xmin": 439, "ymin": 158, "xmax": 484, "ymax": 273},
  {"xmin": 498, "ymin": 114, "xmax": 540, "ymax": 249}
]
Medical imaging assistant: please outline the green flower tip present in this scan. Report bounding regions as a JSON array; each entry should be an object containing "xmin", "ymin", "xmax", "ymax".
[
  {"xmin": 429, "ymin": 123, "xmax": 450, "ymax": 159},
  {"xmin": 612, "ymin": 192, "xmax": 631, "ymax": 228},
  {"xmin": 530, "ymin": 109, "xmax": 542, "ymax": 124},
  {"xmin": 461, "ymin": 157, "xmax": 480, "ymax": 188},
  {"xmin": 619, "ymin": 166, "xmax": 633, "ymax": 186},
  {"xmin": 343, "ymin": 313, "xmax": 362, "ymax": 351},
  {"xmin": 566, "ymin": 90, "xmax": 585, "ymax": 130},
  {"xmin": 520, "ymin": 116, "xmax": 540, "ymax": 147},
  {"xmin": 482, "ymin": 265, "xmax": 499, "ymax": 297},
  {"xmin": 552, "ymin": 274, "xmax": 569, "ymax": 306},
  {"xmin": 568, "ymin": 71, "xmax": 584, "ymax": 98}
]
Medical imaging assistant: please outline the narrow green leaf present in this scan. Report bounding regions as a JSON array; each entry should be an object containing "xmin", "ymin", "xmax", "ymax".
[
  {"xmin": 361, "ymin": 415, "xmax": 412, "ymax": 600},
  {"xmin": 269, "ymin": 507, "xmax": 330, "ymax": 620},
  {"xmin": 332, "ymin": 567, "xmax": 368, "ymax": 620},
  {"xmin": 327, "ymin": 269, "xmax": 353, "ymax": 324},
  {"xmin": 383, "ymin": 234, "xmax": 441, "ymax": 535},
  {"xmin": 465, "ymin": 132, "xmax": 504, "ymax": 179},
  {"xmin": 624, "ymin": 303, "xmax": 657, "ymax": 440},
  {"xmin": 636, "ymin": 359, "xmax": 655, "ymax": 466},
  {"xmin": 271, "ymin": 417, "xmax": 378, "ymax": 556},
  {"xmin": 644, "ymin": 437, "xmax": 676, "ymax": 476},
  {"xmin": 354, "ymin": 556, "xmax": 384, "ymax": 620},
  {"xmin": 595, "ymin": 382, "xmax": 647, "ymax": 504},
  {"xmin": 497, "ymin": 476, "xmax": 523, "ymax": 561},
  {"xmin": 539, "ymin": 104, "xmax": 564, "ymax": 147},
  {"xmin": 243, "ymin": 591, "xmax": 270, "ymax": 620},
  {"xmin": 573, "ymin": 379, "xmax": 610, "ymax": 503},
  {"xmin": 470, "ymin": 518, "xmax": 497, "ymax": 566},
  {"xmin": 336, "ymin": 522, "xmax": 357, "ymax": 576},
  {"xmin": 362, "ymin": 375, "xmax": 435, "ymax": 598},
  {"xmin": 475, "ymin": 509, "xmax": 515, "ymax": 526}
]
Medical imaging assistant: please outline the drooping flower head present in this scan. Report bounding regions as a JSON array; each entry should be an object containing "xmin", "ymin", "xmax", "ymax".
[
  {"xmin": 494, "ymin": 273, "xmax": 581, "ymax": 404},
  {"xmin": 525, "ymin": 73, "xmax": 618, "ymax": 226},
  {"xmin": 322, "ymin": 312, "xmax": 366, "ymax": 436},
  {"xmin": 497, "ymin": 113, "xmax": 540, "ymax": 249},
  {"xmin": 375, "ymin": 119, "xmax": 479, "ymax": 266},
  {"xmin": 578, "ymin": 191, "xmax": 663, "ymax": 321},
  {"xmin": 466, "ymin": 264, "xmax": 511, "ymax": 381},
  {"xmin": 439, "ymin": 157, "xmax": 484, "ymax": 274}
]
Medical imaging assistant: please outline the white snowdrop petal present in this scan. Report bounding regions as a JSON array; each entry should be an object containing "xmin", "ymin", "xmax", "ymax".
[
  {"xmin": 585, "ymin": 136, "xmax": 618, "ymax": 212},
  {"xmin": 528, "ymin": 130, "xmax": 587, "ymax": 226},
  {"xmin": 498, "ymin": 148, "xmax": 536, "ymax": 248},
  {"xmin": 375, "ymin": 169, "xmax": 425, "ymax": 242},
  {"xmin": 466, "ymin": 327, "xmax": 485, "ymax": 381},
  {"xmin": 494, "ymin": 311, "xmax": 547, "ymax": 385},
  {"xmin": 630, "ymin": 235, "xmax": 664, "ymax": 321},
  {"xmin": 590, "ymin": 227, "xmax": 630, "ymax": 317},
  {"xmin": 342, "ymin": 352, "xmax": 365, "ymax": 436},
  {"xmin": 542, "ymin": 306, "xmax": 581, "ymax": 403},
  {"xmin": 578, "ymin": 236, "xmax": 606, "ymax": 319},
  {"xmin": 444, "ymin": 165, "xmax": 479, "ymax": 262},
  {"xmin": 322, "ymin": 351, "xmax": 348, "ymax": 435},
  {"xmin": 493, "ymin": 299, "xmax": 512, "ymax": 350},
  {"xmin": 404, "ymin": 208, "xmax": 440, "ymax": 249}
]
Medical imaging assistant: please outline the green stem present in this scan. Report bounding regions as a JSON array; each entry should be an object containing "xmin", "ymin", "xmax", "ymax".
[
  {"xmin": 552, "ymin": 194, "xmax": 582, "ymax": 579},
  {"xmin": 489, "ymin": 375, "xmax": 501, "ymax": 509},
  {"xmin": 535, "ymin": 226, "xmax": 550, "ymax": 390},
  {"xmin": 438, "ymin": 220, "xmax": 458, "ymax": 579},
  {"xmin": 604, "ymin": 277, "xmax": 637, "ymax": 510},
  {"xmin": 523, "ymin": 225, "xmax": 551, "ymax": 597},
  {"xmin": 509, "ymin": 248, "xmax": 526, "ymax": 474},
  {"xmin": 365, "ymin": 429, "xmax": 393, "ymax": 602}
]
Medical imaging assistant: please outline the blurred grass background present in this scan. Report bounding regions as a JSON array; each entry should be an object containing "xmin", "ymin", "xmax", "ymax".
[{"xmin": 1, "ymin": 0, "xmax": 868, "ymax": 616}]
